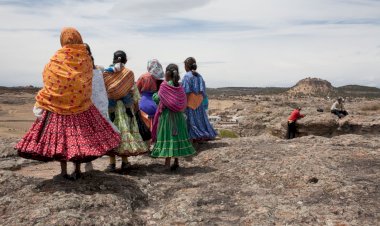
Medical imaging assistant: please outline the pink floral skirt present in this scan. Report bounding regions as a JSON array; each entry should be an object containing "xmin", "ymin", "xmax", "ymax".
[{"xmin": 15, "ymin": 105, "xmax": 121, "ymax": 163}]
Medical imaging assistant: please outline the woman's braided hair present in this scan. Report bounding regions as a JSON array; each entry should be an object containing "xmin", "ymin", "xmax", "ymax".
[{"xmin": 166, "ymin": 64, "xmax": 180, "ymax": 87}]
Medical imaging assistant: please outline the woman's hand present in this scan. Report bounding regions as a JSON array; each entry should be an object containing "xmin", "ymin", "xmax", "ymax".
[{"xmin": 33, "ymin": 106, "xmax": 44, "ymax": 119}]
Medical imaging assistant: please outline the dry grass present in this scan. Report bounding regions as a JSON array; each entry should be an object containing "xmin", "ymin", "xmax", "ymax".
[{"xmin": 361, "ymin": 104, "xmax": 380, "ymax": 112}]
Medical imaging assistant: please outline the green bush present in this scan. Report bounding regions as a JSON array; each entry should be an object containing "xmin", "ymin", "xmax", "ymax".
[{"xmin": 218, "ymin": 129, "xmax": 239, "ymax": 138}]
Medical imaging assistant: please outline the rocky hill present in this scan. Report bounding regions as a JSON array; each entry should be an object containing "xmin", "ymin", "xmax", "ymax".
[
  {"xmin": 0, "ymin": 86, "xmax": 40, "ymax": 95},
  {"xmin": 337, "ymin": 85, "xmax": 380, "ymax": 98},
  {"xmin": 287, "ymin": 77, "xmax": 337, "ymax": 97}
]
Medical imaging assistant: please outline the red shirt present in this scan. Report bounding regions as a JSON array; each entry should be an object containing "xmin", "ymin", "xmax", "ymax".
[{"xmin": 288, "ymin": 109, "xmax": 304, "ymax": 122}]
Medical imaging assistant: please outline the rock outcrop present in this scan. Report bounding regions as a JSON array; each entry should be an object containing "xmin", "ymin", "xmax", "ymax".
[{"xmin": 287, "ymin": 77, "xmax": 337, "ymax": 97}]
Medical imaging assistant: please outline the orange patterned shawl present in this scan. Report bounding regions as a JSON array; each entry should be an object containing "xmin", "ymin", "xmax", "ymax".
[
  {"xmin": 35, "ymin": 27, "xmax": 93, "ymax": 115},
  {"xmin": 103, "ymin": 67, "xmax": 135, "ymax": 100}
]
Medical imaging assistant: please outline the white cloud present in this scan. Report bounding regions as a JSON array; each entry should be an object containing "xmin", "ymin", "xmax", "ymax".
[{"xmin": 0, "ymin": 0, "xmax": 379, "ymax": 87}]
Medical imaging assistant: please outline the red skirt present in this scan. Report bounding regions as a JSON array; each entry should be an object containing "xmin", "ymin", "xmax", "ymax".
[{"xmin": 15, "ymin": 105, "xmax": 121, "ymax": 163}]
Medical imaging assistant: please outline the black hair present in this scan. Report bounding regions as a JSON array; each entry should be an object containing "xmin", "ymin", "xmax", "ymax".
[
  {"xmin": 166, "ymin": 64, "xmax": 180, "ymax": 87},
  {"xmin": 185, "ymin": 57, "xmax": 198, "ymax": 76},
  {"xmin": 113, "ymin": 50, "xmax": 127, "ymax": 64},
  {"xmin": 84, "ymin": 43, "xmax": 95, "ymax": 69}
]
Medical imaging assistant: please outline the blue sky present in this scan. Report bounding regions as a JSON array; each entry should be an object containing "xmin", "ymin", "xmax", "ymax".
[{"xmin": 0, "ymin": 0, "xmax": 379, "ymax": 88}]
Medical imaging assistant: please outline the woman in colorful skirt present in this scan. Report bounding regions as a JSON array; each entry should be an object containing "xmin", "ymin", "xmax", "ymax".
[
  {"xmin": 15, "ymin": 27, "xmax": 121, "ymax": 180},
  {"xmin": 182, "ymin": 57, "xmax": 217, "ymax": 142},
  {"xmin": 136, "ymin": 59, "xmax": 164, "ymax": 131},
  {"xmin": 103, "ymin": 51, "xmax": 148, "ymax": 172},
  {"xmin": 151, "ymin": 64, "xmax": 195, "ymax": 171}
]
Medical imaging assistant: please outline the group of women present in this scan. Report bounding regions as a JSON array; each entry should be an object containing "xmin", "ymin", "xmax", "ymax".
[{"xmin": 15, "ymin": 27, "xmax": 217, "ymax": 180}]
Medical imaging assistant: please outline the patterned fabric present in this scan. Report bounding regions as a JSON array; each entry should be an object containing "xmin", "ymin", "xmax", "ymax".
[
  {"xmin": 182, "ymin": 72, "xmax": 217, "ymax": 140},
  {"xmin": 137, "ymin": 72, "xmax": 158, "ymax": 93},
  {"xmin": 15, "ymin": 105, "xmax": 121, "ymax": 163},
  {"xmin": 151, "ymin": 81, "xmax": 187, "ymax": 142},
  {"xmin": 182, "ymin": 71, "xmax": 206, "ymax": 97},
  {"xmin": 151, "ymin": 81, "xmax": 195, "ymax": 158},
  {"xmin": 139, "ymin": 110, "xmax": 152, "ymax": 129},
  {"xmin": 91, "ymin": 69, "xmax": 119, "ymax": 133},
  {"xmin": 103, "ymin": 67, "xmax": 135, "ymax": 100},
  {"xmin": 137, "ymin": 70, "xmax": 160, "ymax": 129},
  {"xmin": 60, "ymin": 27, "xmax": 83, "ymax": 46},
  {"xmin": 147, "ymin": 59, "xmax": 164, "ymax": 80},
  {"xmin": 112, "ymin": 86, "xmax": 148, "ymax": 156},
  {"xmin": 151, "ymin": 108, "xmax": 195, "ymax": 158},
  {"xmin": 35, "ymin": 35, "xmax": 93, "ymax": 115}
]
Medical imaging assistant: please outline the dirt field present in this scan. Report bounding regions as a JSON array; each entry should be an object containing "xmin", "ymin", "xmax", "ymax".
[{"xmin": 0, "ymin": 93, "xmax": 35, "ymax": 138}]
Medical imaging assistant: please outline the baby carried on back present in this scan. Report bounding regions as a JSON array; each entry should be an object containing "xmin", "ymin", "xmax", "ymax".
[{"xmin": 103, "ymin": 50, "xmax": 135, "ymax": 120}]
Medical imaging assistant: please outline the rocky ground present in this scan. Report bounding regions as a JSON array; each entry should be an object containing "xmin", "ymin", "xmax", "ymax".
[
  {"xmin": 1, "ymin": 134, "xmax": 379, "ymax": 225},
  {"xmin": 209, "ymin": 95, "xmax": 380, "ymax": 139},
  {"xmin": 0, "ymin": 91, "xmax": 379, "ymax": 225}
]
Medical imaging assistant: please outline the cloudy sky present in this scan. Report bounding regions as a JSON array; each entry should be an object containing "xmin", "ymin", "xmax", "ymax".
[{"xmin": 0, "ymin": 0, "xmax": 379, "ymax": 88}]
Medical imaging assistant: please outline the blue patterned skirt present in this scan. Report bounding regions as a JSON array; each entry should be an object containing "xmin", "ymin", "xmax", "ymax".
[{"xmin": 185, "ymin": 104, "xmax": 217, "ymax": 140}]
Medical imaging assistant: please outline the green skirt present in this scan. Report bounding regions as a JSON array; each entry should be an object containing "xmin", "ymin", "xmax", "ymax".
[
  {"xmin": 113, "ymin": 101, "xmax": 148, "ymax": 156},
  {"xmin": 151, "ymin": 109, "xmax": 195, "ymax": 158}
]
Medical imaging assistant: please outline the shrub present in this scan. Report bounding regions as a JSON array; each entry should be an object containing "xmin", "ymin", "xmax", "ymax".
[{"xmin": 218, "ymin": 129, "xmax": 239, "ymax": 138}]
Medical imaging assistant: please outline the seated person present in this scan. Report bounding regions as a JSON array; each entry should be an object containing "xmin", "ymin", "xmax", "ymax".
[{"xmin": 331, "ymin": 97, "xmax": 348, "ymax": 118}]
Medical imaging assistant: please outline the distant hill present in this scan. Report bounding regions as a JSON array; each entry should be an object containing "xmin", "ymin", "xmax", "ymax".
[
  {"xmin": 207, "ymin": 87, "xmax": 289, "ymax": 97},
  {"xmin": 287, "ymin": 77, "xmax": 337, "ymax": 97},
  {"xmin": 337, "ymin": 85, "xmax": 380, "ymax": 98},
  {"xmin": 207, "ymin": 78, "xmax": 380, "ymax": 98},
  {"xmin": 286, "ymin": 78, "xmax": 380, "ymax": 98},
  {"xmin": 0, "ymin": 86, "xmax": 40, "ymax": 95},
  {"xmin": 1, "ymin": 80, "xmax": 380, "ymax": 99}
]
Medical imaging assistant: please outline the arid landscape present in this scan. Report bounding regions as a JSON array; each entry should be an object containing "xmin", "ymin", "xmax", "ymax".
[{"xmin": 0, "ymin": 78, "xmax": 379, "ymax": 225}]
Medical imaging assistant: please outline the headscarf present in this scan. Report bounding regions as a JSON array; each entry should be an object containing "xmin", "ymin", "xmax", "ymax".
[
  {"xmin": 136, "ymin": 72, "xmax": 158, "ymax": 93},
  {"xmin": 151, "ymin": 81, "xmax": 187, "ymax": 142},
  {"xmin": 147, "ymin": 59, "xmax": 164, "ymax": 80},
  {"xmin": 60, "ymin": 27, "xmax": 83, "ymax": 46},
  {"xmin": 103, "ymin": 67, "xmax": 135, "ymax": 100},
  {"xmin": 35, "ymin": 27, "xmax": 93, "ymax": 115}
]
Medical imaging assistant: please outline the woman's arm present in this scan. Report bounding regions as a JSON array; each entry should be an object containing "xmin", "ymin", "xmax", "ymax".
[
  {"xmin": 153, "ymin": 92, "xmax": 160, "ymax": 104},
  {"xmin": 182, "ymin": 74, "xmax": 192, "ymax": 94}
]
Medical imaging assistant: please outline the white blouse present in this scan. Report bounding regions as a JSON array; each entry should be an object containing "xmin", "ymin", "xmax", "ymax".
[{"xmin": 91, "ymin": 69, "xmax": 119, "ymax": 133}]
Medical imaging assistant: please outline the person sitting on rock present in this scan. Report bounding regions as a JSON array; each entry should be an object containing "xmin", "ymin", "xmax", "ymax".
[
  {"xmin": 331, "ymin": 97, "xmax": 348, "ymax": 118},
  {"xmin": 287, "ymin": 107, "xmax": 305, "ymax": 139}
]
